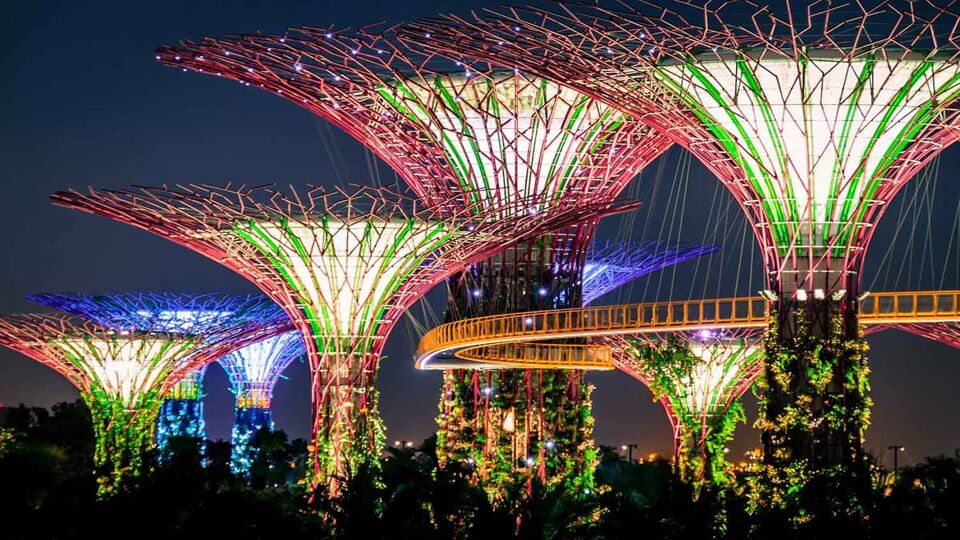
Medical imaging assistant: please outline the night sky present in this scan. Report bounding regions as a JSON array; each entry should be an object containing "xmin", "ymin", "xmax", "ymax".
[{"xmin": 3, "ymin": 0, "xmax": 959, "ymax": 467}]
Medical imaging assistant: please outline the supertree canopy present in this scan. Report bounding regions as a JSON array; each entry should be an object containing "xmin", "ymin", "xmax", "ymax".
[
  {"xmin": 0, "ymin": 313, "xmax": 276, "ymax": 496},
  {"xmin": 29, "ymin": 292, "xmax": 287, "ymax": 459},
  {"xmin": 606, "ymin": 329, "xmax": 764, "ymax": 492},
  {"xmin": 156, "ymin": 25, "xmax": 671, "ymax": 498},
  {"xmin": 582, "ymin": 240, "xmax": 719, "ymax": 306},
  {"xmin": 406, "ymin": 0, "xmax": 960, "ymax": 516},
  {"xmin": 218, "ymin": 330, "xmax": 305, "ymax": 476},
  {"xmin": 51, "ymin": 183, "xmax": 593, "ymax": 494}
]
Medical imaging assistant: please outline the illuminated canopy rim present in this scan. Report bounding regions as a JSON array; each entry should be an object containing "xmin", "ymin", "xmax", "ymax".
[
  {"xmin": 219, "ymin": 330, "xmax": 304, "ymax": 408},
  {"xmin": 156, "ymin": 25, "xmax": 670, "ymax": 211},
  {"xmin": 402, "ymin": 1, "xmax": 960, "ymax": 286},
  {"xmin": 0, "ymin": 314, "xmax": 199, "ymax": 408},
  {"xmin": 582, "ymin": 239, "xmax": 720, "ymax": 305}
]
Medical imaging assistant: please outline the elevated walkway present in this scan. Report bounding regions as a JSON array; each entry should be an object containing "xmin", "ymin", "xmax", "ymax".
[{"xmin": 415, "ymin": 290, "xmax": 960, "ymax": 370}]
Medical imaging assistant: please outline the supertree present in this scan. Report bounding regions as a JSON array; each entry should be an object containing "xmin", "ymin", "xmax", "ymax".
[
  {"xmin": 218, "ymin": 330, "xmax": 305, "ymax": 476},
  {"xmin": 155, "ymin": 25, "xmax": 672, "ymax": 498},
  {"xmin": 28, "ymin": 292, "xmax": 287, "ymax": 460},
  {"xmin": 51, "ymin": 183, "xmax": 597, "ymax": 494},
  {"xmin": 0, "ymin": 313, "xmax": 280, "ymax": 496},
  {"xmin": 406, "ymin": 0, "xmax": 960, "ymax": 515},
  {"xmin": 582, "ymin": 240, "xmax": 719, "ymax": 306},
  {"xmin": 604, "ymin": 329, "xmax": 763, "ymax": 492}
]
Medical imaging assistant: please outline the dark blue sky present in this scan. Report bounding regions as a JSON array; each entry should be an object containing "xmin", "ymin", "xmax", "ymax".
[{"xmin": 2, "ymin": 0, "xmax": 959, "ymax": 466}]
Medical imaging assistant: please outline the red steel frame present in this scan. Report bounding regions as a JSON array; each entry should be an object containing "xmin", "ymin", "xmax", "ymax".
[
  {"xmin": 404, "ymin": 0, "xmax": 960, "ymax": 299},
  {"xmin": 155, "ymin": 24, "xmax": 670, "ymax": 212},
  {"xmin": 51, "ymin": 183, "xmax": 605, "ymax": 492},
  {"xmin": 0, "ymin": 312, "xmax": 285, "ymax": 494},
  {"xmin": 155, "ymin": 23, "xmax": 675, "ymax": 490}
]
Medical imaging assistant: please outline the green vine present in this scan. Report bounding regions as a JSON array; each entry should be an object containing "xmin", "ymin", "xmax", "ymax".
[
  {"xmin": 751, "ymin": 301, "xmax": 872, "ymax": 527},
  {"xmin": 628, "ymin": 337, "xmax": 751, "ymax": 494},
  {"xmin": 83, "ymin": 389, "xmax": 161, "ymax": 497},
  {"xmin": 436, "ymin": 368, "xmax": 595, "ymax": 501}
]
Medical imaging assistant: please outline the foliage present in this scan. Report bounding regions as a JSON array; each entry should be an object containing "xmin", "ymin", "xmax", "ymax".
[
  {"xmin": 82, "ymin": 389, "xmax": 163, "ymax": 497},
  {"xmin": 2, "ymin": 402, "xmax": 958, "ymax": 538},
  {"xmin": 752, "ymin": 301, "xmax": 873, "ymax": 532},
  {"xmin": 436, "ymin": 368, "xmax": 596, "ymax": 501},
  {"xmin": 629, "ymin": 337, "xmax": 748, "ymax": 492}
]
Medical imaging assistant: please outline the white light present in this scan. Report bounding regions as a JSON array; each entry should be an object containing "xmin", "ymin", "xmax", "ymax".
[
  {"xmin": 544, "ymin": 440, "xmax": 555, "ymax": 450},
  {"xmin": 57, "ymin": 336, "xmax": 192, "ymax": 408},
  {"xmin": 240, "ymin": 218, "xmax": 456, "ymax": 348},
  {"xmin": 390, "ymin": 75, "xmax": 628, "ymax": 213},
  {"xmin": 482, "ymin": 386, "xmax": 493, "ymax": 396},
  {"xmin": 471, "ymin": 289, "xmax": 482, "ymax": 298},
  {"xmin": 813, "ymin": 288, "xmax": 825, "ymax": 300},
  {"xmin": 524, "ymin": 317, "xmax": 534, "ymax": 325},
  {"xmin": 525, "ymin": 457, "xmax": 535, "ymax": 466},
  {"xmin": 294, "ymin": 63, "xmax": 302, "ymax": 72},
  {"xmin": 219, "ymin": 332, "xmax": 303, "ymax": 407},
  {"xmin": 658, "ymin": 56, "xmax": 960, "ymax": 261},
  {"xmin": 537, "ymin": 287, "xmax": 548, "ymax": 297},
  {"xmin": 796, "ymin": 289, "xmax": 808, "ymax": 302}
]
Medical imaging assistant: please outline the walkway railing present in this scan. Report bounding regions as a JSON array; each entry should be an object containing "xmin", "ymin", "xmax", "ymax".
[{"xmin": 416, "ymin": 290, "xmax": 960, "ymax": 370}]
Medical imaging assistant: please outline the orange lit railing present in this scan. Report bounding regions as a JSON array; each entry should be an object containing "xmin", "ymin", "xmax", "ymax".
[
  {"xmin": 415, "ymin": 290, "xmax": 960, "ymax": 370},
  {"xmin": 859, "ymin": 290, "xmax": 960, "ymax": 323}
]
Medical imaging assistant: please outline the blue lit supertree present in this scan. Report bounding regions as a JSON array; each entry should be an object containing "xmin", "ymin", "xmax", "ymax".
[
  {"xmin": 218, "ymin": 330, "xmax": 304, "ymax": 476},
  {"xmin": 28, "ymin": 292, "xmax": 291, "ymax": 460},
  {"xmin": 582, "ymin": 240, "xmax": 719, "ymax": 306},
  {"xmin": 156, "ymin": 364, "xmax": 208, "ymax": 457}
]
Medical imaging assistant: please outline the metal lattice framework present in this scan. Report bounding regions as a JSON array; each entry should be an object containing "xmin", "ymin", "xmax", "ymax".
[
  {"xmin": 218, "ymin": 330, "xmax": 305, "ymax": 475},
  {"xmin": 0, "ymin": 313, "xmax": 275, "ymax": 496},
  {"xmin": 406, "ymin": 0, "xmax": 960, "ymax": 295},
  {"xmin": 155, "ymin": 24, "xmax": 673, "ymax": 495},
  {"xmin": 606, "ymin": 329, "xmax": 763, "ymax": 488},
  {"xmin": 582, "ymin": 240, "xmax": 719, "ymax": 305},
  {"xmin": 28, "ymin": 292, "xmax": 290, "ymax": 457},
  {"xmin": 50, "ymin": 183, "xmax": 596, "ymax": 492},
  {"xmin": 156, "ymin": 24, "xmax": 669, "ymax": 213},
  {"xmin": 406, "ymin": 3, "xmax": 960, "ymax": 501}
]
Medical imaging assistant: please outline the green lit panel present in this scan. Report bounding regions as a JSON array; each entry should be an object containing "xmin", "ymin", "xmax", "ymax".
[
  {"xmin": 377, "ymin": 74, "xmax": 632, "ymax": 211},
  {"xmin": 655, "ymin": 55, "xmax": 960, "ymax": 257}
]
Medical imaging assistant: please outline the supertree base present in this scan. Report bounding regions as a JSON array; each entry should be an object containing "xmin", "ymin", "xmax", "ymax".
[
  {"xmin": 307, "ymin": 380, "xmax": 385, "ymax": 495},
  {"xmin": 437, "ymin": 368, "xmax": 596, "ymax": 500},
  {"xmin": 231, "ymin": 406, "xmax": 273, "ymax": 476},
  {"xmin": 85, "ymin": 393, "xmax": 160, "ymax": 497},
  {"xmin": 156, "ymin": 398, "xmax": 206, "ymax": 461}
]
